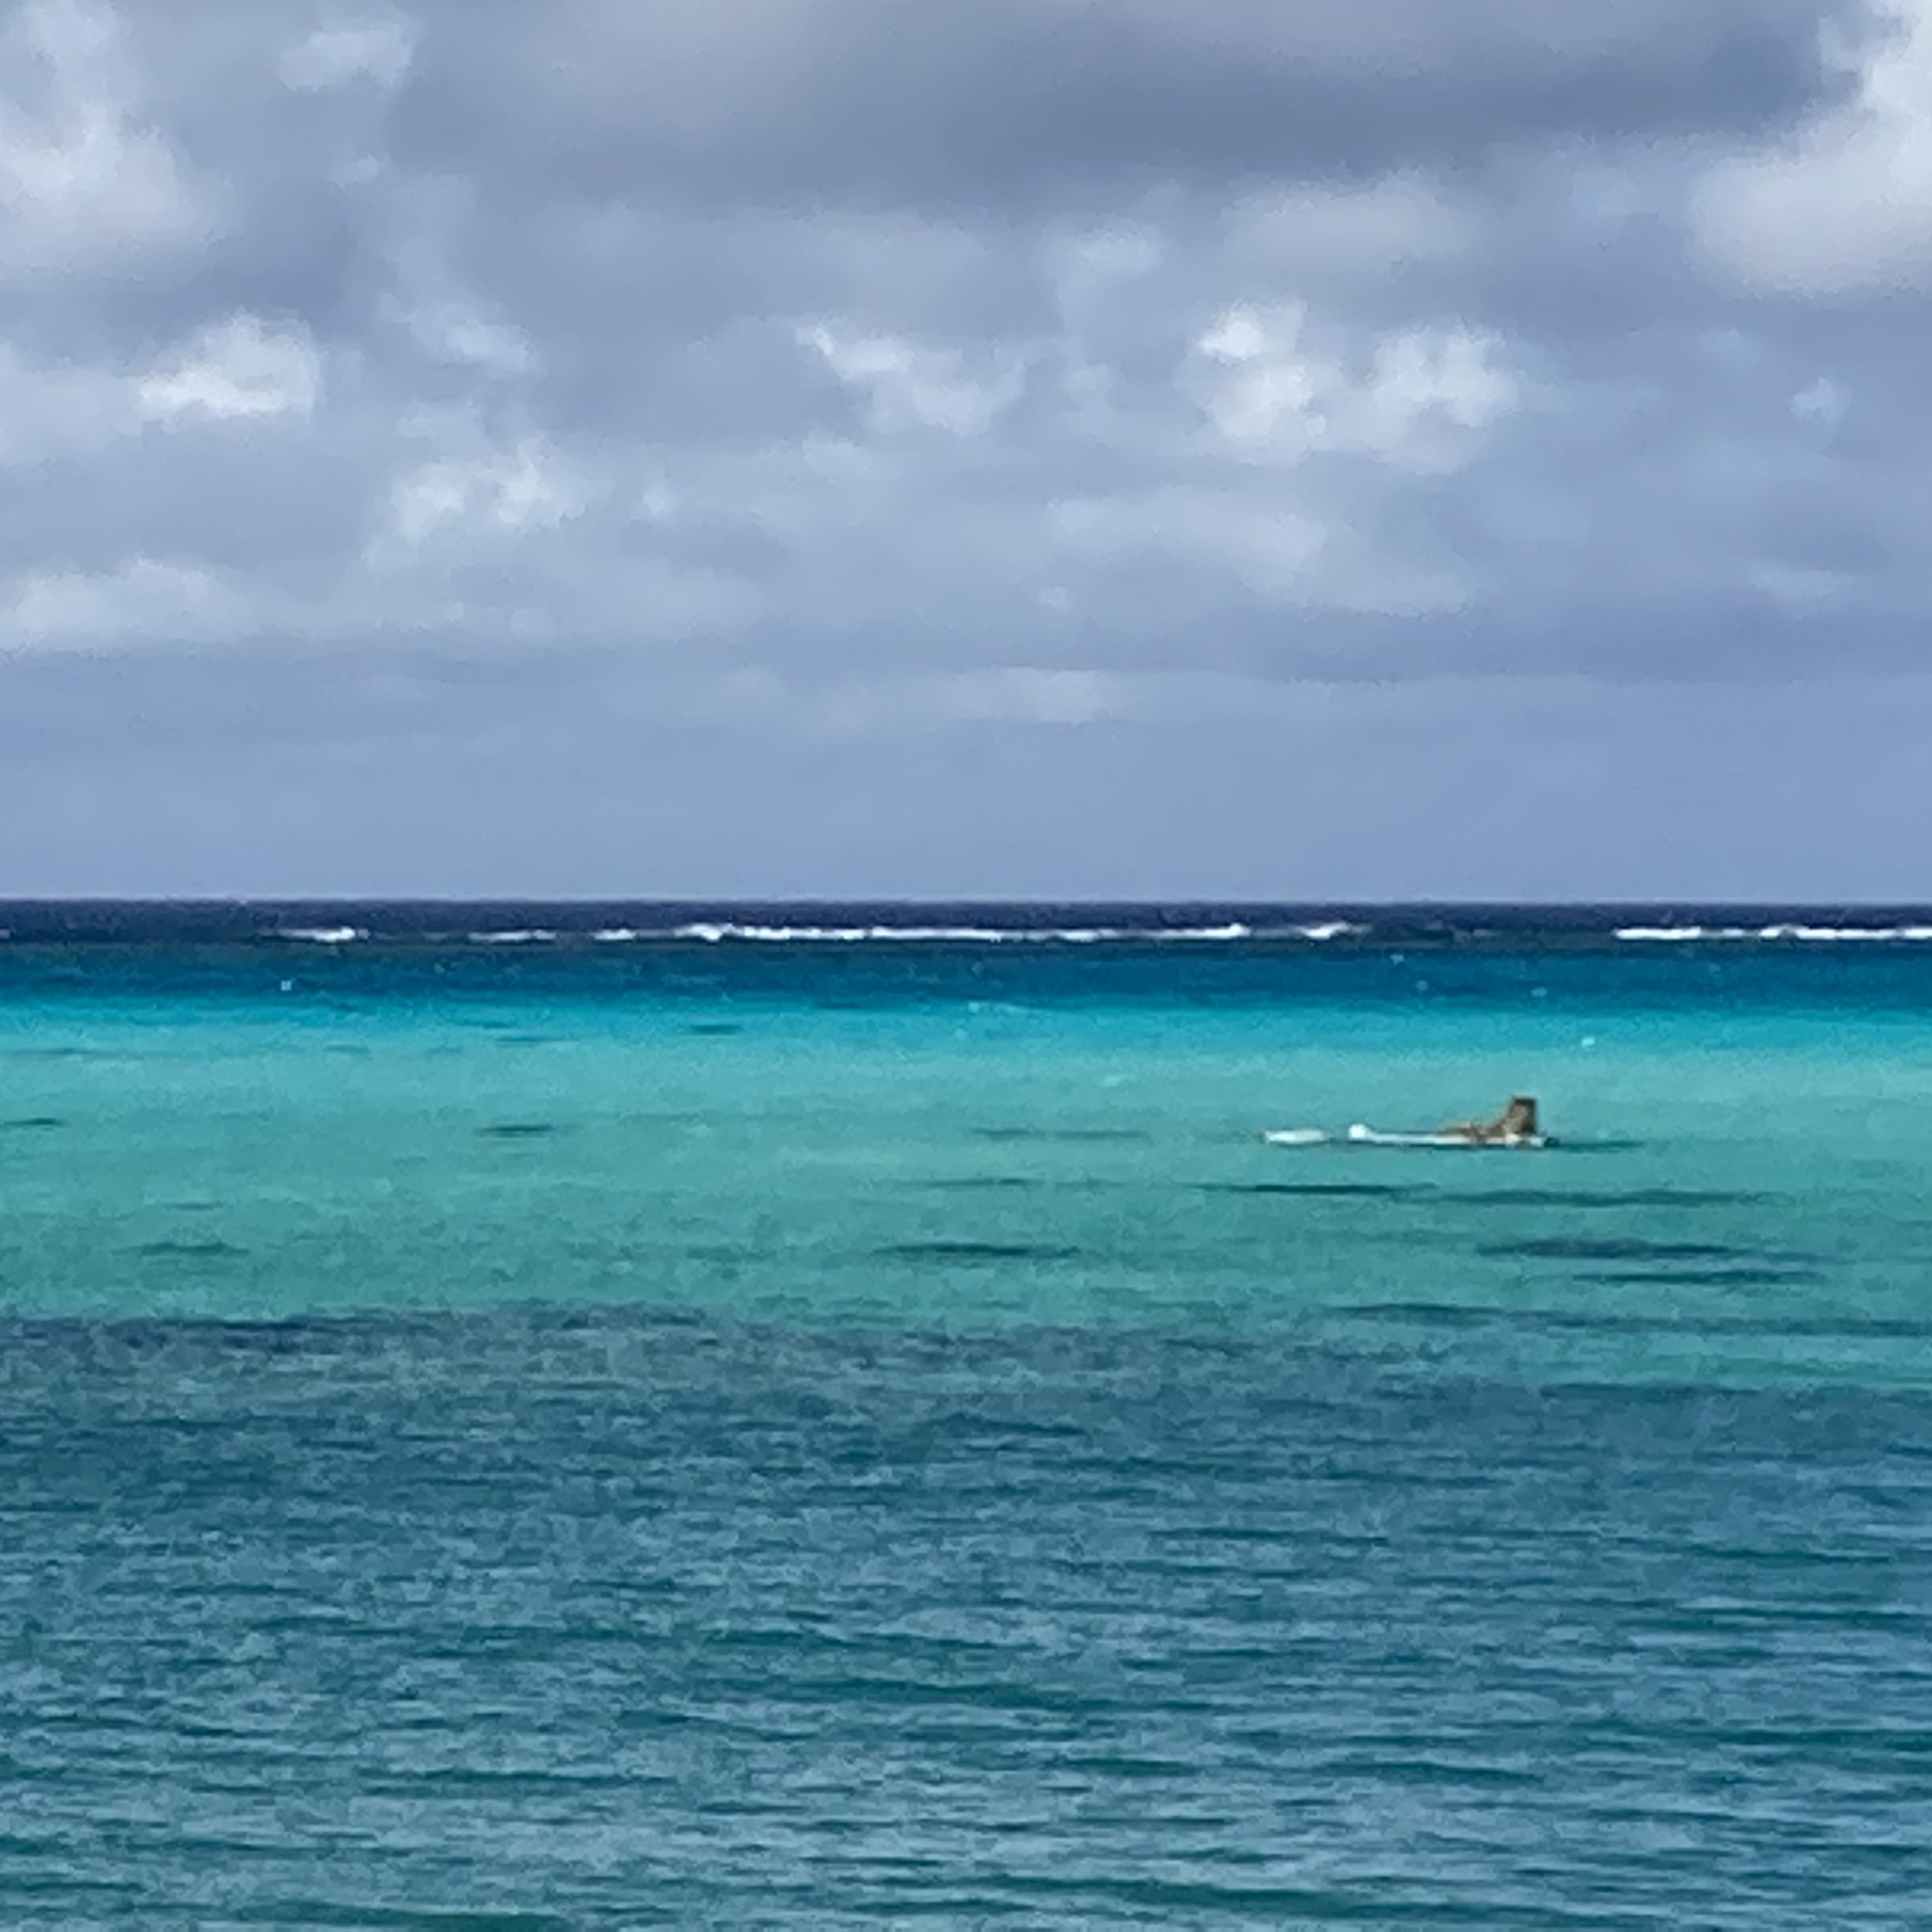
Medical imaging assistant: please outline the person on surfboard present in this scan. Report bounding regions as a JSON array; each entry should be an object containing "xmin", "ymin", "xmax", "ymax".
[
  {"xmin": 1262, "ymin": 1096, "xmax": 1546, "ymax": 1147},
  {"xmin": 1439, "ymin": 1096, "xmax": 1540, "ymax": 1145}
]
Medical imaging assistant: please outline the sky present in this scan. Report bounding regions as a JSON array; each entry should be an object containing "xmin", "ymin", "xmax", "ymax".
[{"xmin": 3, "ymin": 0, "xmax": 1930, "ymax": 900}]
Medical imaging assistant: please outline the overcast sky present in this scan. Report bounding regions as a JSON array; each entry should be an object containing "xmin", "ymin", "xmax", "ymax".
[{"xmin": 3, "ymin": 0, "xmax": 1930, "ymax": 898}]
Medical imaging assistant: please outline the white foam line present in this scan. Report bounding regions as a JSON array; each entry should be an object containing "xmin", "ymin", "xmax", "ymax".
[
  {"xmin": 663, "ymin": 921, "xmax": 1326, "ymax": 944},
  {"xmin": 1618, "ymin": 924, "xmax": 1932, "ymax": 942}
]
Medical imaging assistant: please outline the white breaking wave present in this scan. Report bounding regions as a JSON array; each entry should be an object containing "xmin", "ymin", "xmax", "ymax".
[
  {"xmin": 275, "ymin": 926, "xmax": 366, "ymax": 944},
  {"xmin": 1758, "ymin": 924, "xmax": 1932, "ymax": 942},
  {"xmin": 1614, "ymin": 926, "xmax": 1739, "ymax": 942},
  {"xmin": 673, "ymin": 922, "xmax": 1146, "ymax": 942},
  {"xmin": 364, "ymin": 919, "xmax": 1377, "ymax": 946},
  {"xmin": 677, "ymin": 924, "xmax": 1000, "ymax": 942},
  {"xmin": 659, "ymin": 920, "xmax": 1361, "ymax": 944},
  {"xmin": 1616, "ymin": 924, "xmax": 1932, "ymax": 943}
]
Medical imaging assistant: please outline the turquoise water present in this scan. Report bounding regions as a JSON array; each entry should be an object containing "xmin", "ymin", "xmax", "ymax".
[{"xmin": 3, "ymin": 912, "xmax": 1931, "ymax": 1924}]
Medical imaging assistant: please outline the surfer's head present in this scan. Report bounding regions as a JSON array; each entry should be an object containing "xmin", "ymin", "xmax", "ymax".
[{"xmin": 1499, "ymin": 1096, "xmax": 1538, "ymax": 1137}]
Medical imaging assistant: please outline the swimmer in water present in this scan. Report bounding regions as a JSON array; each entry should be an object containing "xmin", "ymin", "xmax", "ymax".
[{"xmin": 1439, "ymin": 1096, "xmax": 1540, "ymax": 1145}]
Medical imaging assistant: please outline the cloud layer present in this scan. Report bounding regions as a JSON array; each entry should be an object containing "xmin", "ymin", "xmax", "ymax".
[{"xmin": 3, "ymin": 0, "xmax": 1929, "ymax": 893}]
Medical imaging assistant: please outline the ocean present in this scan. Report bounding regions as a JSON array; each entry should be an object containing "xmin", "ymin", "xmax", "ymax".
[{"xmin": 3, "ymin": 904, "xmax": 1929, "ymax": 1926}]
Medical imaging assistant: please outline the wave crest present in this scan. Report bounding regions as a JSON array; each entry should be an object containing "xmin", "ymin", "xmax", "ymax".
[{"xmin": 1617, "ymin": 924, "xmax": 1932, "ymax": 944}]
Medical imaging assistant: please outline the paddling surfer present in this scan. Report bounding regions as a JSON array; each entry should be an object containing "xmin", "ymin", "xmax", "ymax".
[
  {"xmin": 1262, "ymin": 1095, "xmax": 1547, "ymax": 1147},
  {"xmin": 1440, "ymin": 1096, "xmax": 1540, "ymax": 1146}
]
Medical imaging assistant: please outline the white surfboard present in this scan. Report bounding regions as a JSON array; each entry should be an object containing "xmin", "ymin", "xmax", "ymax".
[{"xmin": 1262, "ymin": 1124, "xmax": 1547, "ymax": 1149}]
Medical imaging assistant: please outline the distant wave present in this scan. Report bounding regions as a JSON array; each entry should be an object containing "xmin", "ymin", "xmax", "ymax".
[
  {"xmin": 661, "ymin": 921, "xmax": 1363, "ymax": 944},
  {"xmin": 270, "ymin": 919, "xmax": 1368, "ymax": 947},
  {"xmin": 1616, "ymin": 924, "xmax": 1932, "ymax": 944},
  {"xmin": 13, "ymin": 901, "xmax": 1929, "ymax": 951}
]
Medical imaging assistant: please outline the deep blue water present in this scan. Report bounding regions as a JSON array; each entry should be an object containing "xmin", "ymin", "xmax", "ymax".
[{"xmin": 3, "ymin": 905, "xmax": 1929, "ymax": 1926}]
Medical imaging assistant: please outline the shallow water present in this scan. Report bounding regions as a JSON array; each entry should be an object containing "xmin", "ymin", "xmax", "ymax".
[{"xmin": 3, "ymin": 907, "xmax": 1929, "ymax": 1925}]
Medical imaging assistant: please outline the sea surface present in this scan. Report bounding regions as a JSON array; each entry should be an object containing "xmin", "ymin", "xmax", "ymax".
[{"xmin": 3, "ymin": 903, "xmax": 1929, "ymax": 1927}]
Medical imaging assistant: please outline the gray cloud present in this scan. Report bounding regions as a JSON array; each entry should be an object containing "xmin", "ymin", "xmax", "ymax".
[
  {"xmin": 3, "ymin": 0, "xmax": 1929, "ymax": 893},
  {"xmin": 397, "ymin": 0, "xmax": 1854, "ymax": 211}
]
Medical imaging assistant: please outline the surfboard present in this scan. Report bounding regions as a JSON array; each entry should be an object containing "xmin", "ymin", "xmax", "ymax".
[{"xmin": 1262, "ymin": 1125, "xmax": 1548, "ymax": 1149}]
